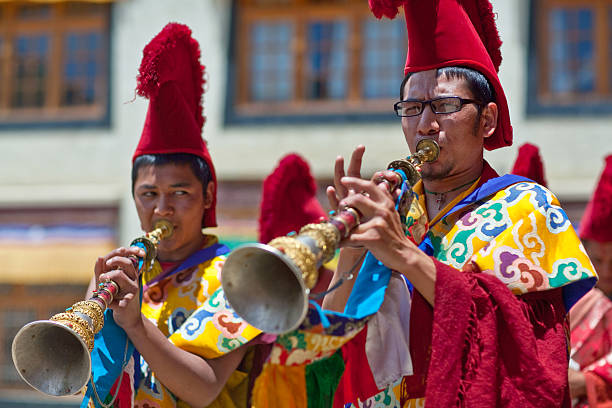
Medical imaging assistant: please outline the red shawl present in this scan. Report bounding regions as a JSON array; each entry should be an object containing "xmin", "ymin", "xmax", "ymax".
[{"xmin": 406, "ymin": 260, "xmax": 571, "ymax": 407}]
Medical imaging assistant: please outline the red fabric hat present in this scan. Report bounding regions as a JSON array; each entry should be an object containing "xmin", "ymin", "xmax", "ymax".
[
  {"xmin": 369, "ymin": 0, "xmax": 512, "ymax": 151},
  {"xmin": 511, "ymin": 143, "xmax": 547, "ymax": 187},
  {"xmin": 259, "ymin": 154, "xmax": 326, "ymax": 243},
  {"xmin": 134, "ymin": 23, "xmax": 217, "ymax": 227},
  {"xmin": 580, "ymin": 155, "xmax": 612, "ymax": 242}
]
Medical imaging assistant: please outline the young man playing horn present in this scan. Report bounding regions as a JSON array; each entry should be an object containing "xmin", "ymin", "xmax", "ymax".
[{"xmin": 83, "ymin": 23, "xmax": 259, "ymax": 408}]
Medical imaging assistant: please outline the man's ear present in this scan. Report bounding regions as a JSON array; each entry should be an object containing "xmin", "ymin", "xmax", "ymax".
[
  {"xmin": 203, "ymin": 181, "xmax": 215, "ymax": 209},
  {"xmin": 480, "ymin": 102, "xmax": 498, "ymax": 139}
]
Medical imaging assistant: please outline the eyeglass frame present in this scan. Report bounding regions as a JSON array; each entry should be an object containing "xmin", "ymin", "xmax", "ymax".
[{"xmin": 393, "ymin": 96, "xmax": 482, "ymax": 117}]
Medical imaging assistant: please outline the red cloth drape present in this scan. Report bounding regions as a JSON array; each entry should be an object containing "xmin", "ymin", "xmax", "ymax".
[{"xmin": 402, "ymin": 260, "xmax": 571, "ymax": 407}]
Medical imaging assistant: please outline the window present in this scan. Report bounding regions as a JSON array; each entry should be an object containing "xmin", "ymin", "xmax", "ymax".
[
  {"xmin": 226, "ymin": 0, "xmax": 407, "ymax": 124},
  {"xmin": 0, "ymin": 2, "xmax": 111, "ymax": 127},
  {"xmin": 528, "ymin": 0, "xmax": 612, "ymax": 114}
]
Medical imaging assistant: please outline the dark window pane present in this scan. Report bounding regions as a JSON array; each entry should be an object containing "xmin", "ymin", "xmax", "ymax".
[
  {"xmin": 17, "ymin": 4, "xmax": 51, "ymax": 19},
  {"xmin": 0, "ymin": 2, "xmax": 110, "ymax": 124},
  {"xmin": 305, "ymin": 20, "xmax": 348, "ymax": 100},
  {"xmin": 12, "ymin": 35, "xmax": 49, "ymax": 108},
  {"xmin": 362, "ymin": 18, "xmax": 406, "ymax": 99},
  {"xmin": 64, "ymin": 2, "xmax": 106, "ymax": 16},
  {"xmin": 249, "ymin": 22, "xmax": 294, "ymax": 101},
  {"xmin": 548, "ymin": 7, "xmax": 595, "ymax": 95},
  {"xmin": 62, "ymin": 32, "xmax": 105, "ymax": 106}
]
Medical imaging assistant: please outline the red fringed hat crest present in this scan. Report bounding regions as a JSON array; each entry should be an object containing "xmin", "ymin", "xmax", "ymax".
[
  {"xmin": 580, "ymin": 155, "xmax": 612, "ymax": 242},
  {"xmin": 134, "ymin": 22, "xmax": 217, "ymax": 227},
  {"xmin": 368, "ymin": 0, "xmax": 512, "ymax": 151},
  {"xmin": 259, "ymin": 154, "xmax": 326, "ymax": 244},
  {"xmin": 511, "ymin": 143, "xmax": 547, "ymax": 187}
]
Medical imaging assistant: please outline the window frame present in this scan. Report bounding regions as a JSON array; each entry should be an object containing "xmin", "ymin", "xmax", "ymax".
[
  {"xmin": 0, "ymin": 2, "xmax": 112, "ymax": 129},
  {"xmin": 527, "ymin": 0, "xmax": 612, "ymax": 116},
  {"xmin": 224, "ymin": 0, "xmax": 406, "ymax": 125}
]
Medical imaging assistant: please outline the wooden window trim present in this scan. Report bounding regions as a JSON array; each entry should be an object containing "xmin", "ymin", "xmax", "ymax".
[
  {"xmin": 0, "ymin": 2, "xmax": 111, "ymax": 127},
  {"xmin": 228, "ymin": 0, "xmax": 405, "ymax": 124},
  {"xmin": 536, "ymin": 0, "xmax": 610, "ymax": 102},
  {"xmin": 528, "ymin": 0, "xmax": 612, "ymax": 115}
]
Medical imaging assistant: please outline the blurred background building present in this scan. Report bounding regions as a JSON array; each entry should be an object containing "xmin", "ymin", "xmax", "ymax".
[{"xmin": 0, "ymin": 0, "xmax": 610, "ymax": 405}]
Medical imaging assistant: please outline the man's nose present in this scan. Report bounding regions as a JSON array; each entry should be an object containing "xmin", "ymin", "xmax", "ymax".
[
  {"xmin": 417, "ymin": 104, "xmax": 439, "ymax": 135},
  {"xmin": 155, "ymin": 195, "xmax": 174, "ymax": 216}
]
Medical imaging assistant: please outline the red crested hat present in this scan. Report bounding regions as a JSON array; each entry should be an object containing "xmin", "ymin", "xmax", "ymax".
[
  {"xmin": 369, "ymin": 0, "xmax": 512, "ymax": 151},
  {"xmin": 134, "ymin": 23, "xmax": 217, "ymax": 227},
  {"xmin": 580, "ymin": 155, "xmax": 612, "ymax": 242},
  {"xmin": 511, "ymin": 143, "xmax": 547, "ymax": 187},
  {"xmin": 259, "ymin": 154, "xmax": 326, "ymax": 244}
]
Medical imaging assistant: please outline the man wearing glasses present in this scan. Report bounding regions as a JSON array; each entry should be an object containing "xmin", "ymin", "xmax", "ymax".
[
  {"xmin": 249, "ymin": 0, "xmax": 597, "ymax": 406},
  {"xmin": 318, "ymin": 0, "xmax": 597, "ymax": 406}
]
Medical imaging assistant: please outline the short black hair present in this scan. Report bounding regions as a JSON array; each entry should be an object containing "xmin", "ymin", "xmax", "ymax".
[
  {"xmin": 131, "ymin": 153, "xmax": 212, "ymax": 196},
  {"xmin": 400, "ymin": 66, "xmax": 495, "ymax": 105}
]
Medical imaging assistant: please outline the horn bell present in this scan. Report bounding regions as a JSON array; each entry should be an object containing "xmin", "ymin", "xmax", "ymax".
[
  {"xmin": 12, "ymin": 320, "xmax": 91, "ymax": 396},
  {"xmin": 221, "ymin": 243, "xmax": 309, "ymax": 334}
]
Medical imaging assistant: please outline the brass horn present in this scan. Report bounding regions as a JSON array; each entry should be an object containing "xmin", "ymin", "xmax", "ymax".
[
  {"xmin": 11, "ymin": 220, "xmax": 173, "ymax": 396},
  {"xmin": 221, "ymin": 139, "xmax": 439, "ymax": 334}
]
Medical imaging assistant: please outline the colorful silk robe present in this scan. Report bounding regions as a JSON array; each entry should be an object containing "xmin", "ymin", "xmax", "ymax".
[
  {"xmin": 570, "ymin": 288, "xmax": 612, "ymax": 407},
  {"xmin": 86, "ymin": 235, "xmax": 260, "ymax": 408},
  {"xmin": 252, "ymin": 163, "xmax": 596, "ymax": 408}
]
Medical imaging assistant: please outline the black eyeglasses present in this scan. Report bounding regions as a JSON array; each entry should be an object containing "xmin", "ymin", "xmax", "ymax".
[{"xmin": 394, "ymin": 96, "xmax": 481, "ymax": 117}]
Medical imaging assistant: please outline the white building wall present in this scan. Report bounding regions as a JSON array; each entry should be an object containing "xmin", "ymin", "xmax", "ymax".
[
  {"xmin": 0, "ymin": 0, "xmax": 609, "ymax": 245},
  {"xmin": 492, "ymin": 0, "xmax": 611, "ymax": 199}
]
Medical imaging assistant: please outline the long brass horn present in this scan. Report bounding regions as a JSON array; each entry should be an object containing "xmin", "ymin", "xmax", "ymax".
[
  {"xmin": 221, "ymin": 139, "xmax": 439, "ymax": 334},
  {"xmin": 11, "ymin": 220, "xmax": 173, "ymax": 396}
]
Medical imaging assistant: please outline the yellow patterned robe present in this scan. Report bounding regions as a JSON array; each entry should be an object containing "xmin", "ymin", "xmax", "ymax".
[
  {"xmin": 253, "ymin": 169, "xmax": 597, "ymax": 407},
  {"xmin": 134, "ymin": 235, "xmax": 261, "ymax": 408}
]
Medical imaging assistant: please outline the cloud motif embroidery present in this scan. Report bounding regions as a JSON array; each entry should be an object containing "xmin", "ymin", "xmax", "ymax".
[
  {"xmin": 493, "ymin": 246, "xmax": 522, "ymax": 284},
  {"xmin": 212, "ymin": 310, "xmax": 247, "ymax": 339},
  {"xmin": 509, "ymin": 216, "xmax": 545, "ymax": 267},
  {"xmin": 504, "ymin": 182, "xmax": 550, "ymax": 209},
  {"xmin": 217, "ymin": 335, "xmax": 247, "ymax": 353},
  {"xmin": 457, "ymin": 211, "xmax": 483, "ymax": 229},
  {"xmin": 552, "ymin": 258, "xmax": 591, "ymax": 282},
  {"xmin": 511, "ymin": 258, "xmax": 549, "ymax": 292},
  {"xmin": 178, "ymin": 308, "xmax": 215, "ymax": 341},
  {"xmin": 492, "ymin": 246, "xmax": 549, "ymax": 292},
  {"xmin": 177, "ymin": 282, "xmax": 199, "ymax": 303},
  {"xmin": 545, "ymin": 206, "xmax": 570, "ymax": 233},
  {"xmin": 477, "ymin": 203, "xmax": 508, "ymax": 238},
  {"xmin": 168, "ymin": 307, "xmax": 189, "ymax": 335}
]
